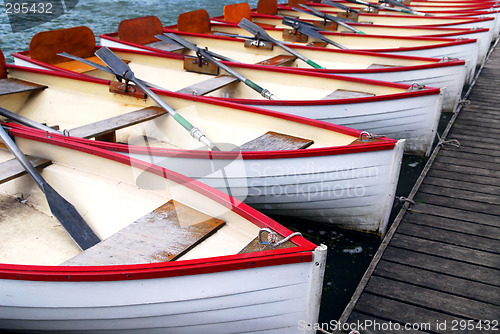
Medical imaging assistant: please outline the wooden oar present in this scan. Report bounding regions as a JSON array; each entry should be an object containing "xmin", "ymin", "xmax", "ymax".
[
  {"xmin": 94, "ymin": 46, "xmax": 218, "ymax": 151},
  {"xmin": 323, "ymin": 0, "xmax": 378, "ymax": 14},
  {"xmin": 295, "ymin": 4, "xmax": 365, "ymax": 34},
  {"xmin": 0, "ymin": 106, "xmax": 61, "ymax": 134},
  {"xmin": 238, "ymin": 18, "xmax": 325, "ymax": 69},
  {"xmin": 281, "ymin": 17, "xmax": 352, "ymax": 47},
  {"xmin": 0, "ymin": 124, "xmax": 100, "ymax": 250},
  {"xmin": 379, "ymin": 0, "xmax": 429, "ymax": 16},
  {"xmin": 156, "ymin": 33, "xmax": 278, "ymax": 100},
  {"xmin": 58, "ymin": 52, "xmax": 166, "ymax": 90}
]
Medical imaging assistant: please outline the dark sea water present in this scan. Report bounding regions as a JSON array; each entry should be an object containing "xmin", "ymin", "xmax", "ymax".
[{"xmin": 0, "ymin": 0, "xmax": 430, "ymax": 326}]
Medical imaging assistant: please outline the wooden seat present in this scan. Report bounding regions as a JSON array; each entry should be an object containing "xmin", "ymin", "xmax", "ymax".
[
  {"xmin": 238, "ymin": 131, "xmax": 314, "ymax": 151},
  {"xmin": 256, "ymin": 0, "xmax": 278, "ymax": 15},
  {"xmin": 288, "ymin": 0, "xmax": 307, "ymax": 7},
  {"xmin": 176, "ymin": 75, "xmax": 239, "ymax": 96},
  {"xmin": 224, "ymin": 3, "xmax": 252, "ymax": 23},
  {"xmin": 0, "ymin": 156, "xmax": 51, "ymax": 185},
  {"xmin": 177, "ymin": 9, "xmax": 212, "ymax": 34},
  {"xmin": 256, "ymin": 54, "xmax": 297, "ymax": 66},
  {"xmin": 118, "ymin": 16, "xmax": 164, "ymax": 45},
  {"xmin": 29, "ymin": 26, "xmax": 96, "ymax": 65},
  {"xmin": 68, "ymin": 106, "xmax": 167, "ymax": 142},
  {"xmin": 63, "ymin": 200, "xmax": 226, "ymax": 265}
]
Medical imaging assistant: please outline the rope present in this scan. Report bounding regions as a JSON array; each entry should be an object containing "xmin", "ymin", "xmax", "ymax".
[{"xmin": 258, "ymin": 228, "xmax": 302, "ymax": 247}]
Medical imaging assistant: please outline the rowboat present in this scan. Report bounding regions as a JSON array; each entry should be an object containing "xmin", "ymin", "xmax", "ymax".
[
  {"xmin": 0, "ymin": 119, "xmax": 327, "ymax": 332},
  {"xmin": 99, "ymin": 16, "xmax": 465, "ymax": 113},
  {"xmin": 1, "ymin": 51, "xmax": 405, "ymax": 236},
  {"xmin": 13, "ymin": 26, "xmax": 442, "ymax": 155},
  {"xmin": 164, "ymin": 8, "xmax": 481, "ymax": 82},
  {"xmin": 212, "ymin": 3, "xmax": 491, "ymax": 67}
]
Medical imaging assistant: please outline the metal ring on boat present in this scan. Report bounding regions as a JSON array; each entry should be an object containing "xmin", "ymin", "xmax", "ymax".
[
  {"xmin": 191, "ymin": 90, "xmax": 198, "ymax": 97},
  {"xmin": 359, "ymin": 131, "xmax": 373, "ymax": 142},
  {"xmin": 63, "ymin": 129, "xmax": 70, "ymax": 137}
]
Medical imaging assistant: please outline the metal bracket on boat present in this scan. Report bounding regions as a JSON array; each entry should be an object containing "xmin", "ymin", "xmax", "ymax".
[
  {"xmin": 243, "ymin": 34, "xmax": 274, "ymax": 50},
  {"xmin": 109, "ymin": 80, "xmax": 147, "ymax": 99},
  {"xmin": 63, "ymin": 129, "xmax": 70, "ymax": 137},
  {"xmin": 258, "ymin": 228, "xmax": 302, "ymax": 248},
  {"xmin": 358, "ymin": 131, "xmax": 382, "ymax": 142},
  {"xmin": 184, "ymin": 54, "xmax": 219, "ymax": 75},
  {"xmin": 282, "ymin": 28, "xmax": 309, "ymax": 43},
  {"xmin": 407, "ymin": 82, "xmax": 425, "ymax": 91}
]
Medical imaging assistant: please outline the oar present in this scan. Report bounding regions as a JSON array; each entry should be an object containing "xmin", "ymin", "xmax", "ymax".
[
  {"xmin": 58, "ymin": 52, "xmax": 166, "ymax": 90},
  {"xmin": 295, "ymin": 4, "xmax": 365, "ymax": 34},
  {"xmin": 0, "ymin": 124, "xmax": 100, "ymax": 250},
  {"xmin": 0, "ymin": 106, "xmax": 61, "ymax": 134},
  {"xmin": 238, "ymin": 18, "xmax": 325, "ymax": 69},
  {"xmin": 282, "ymin": 17, "xmax": 351, "ymax": 48},
  {"xmin": 156, "ymin": 33, "xmax": 278, "ymax": 100},
  {"xmin": 94, "ymin": 46, "xmax": 217, "ymax": 150},
  {"xmin": 320, "ymin": 0, "xmax": 361, "ymax": 15},
  {"xmin": 323, "ymin": 0, "xmax": 379, "ymax": 14},
  {"xmin": 379, "ymin": 0, "xmax": 429, "ymax": 16}
]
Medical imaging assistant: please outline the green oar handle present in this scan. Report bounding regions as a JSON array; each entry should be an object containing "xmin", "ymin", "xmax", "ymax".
[{"xmin": 305, "ymin": 59, "xmax": 324, "ymax": 69}]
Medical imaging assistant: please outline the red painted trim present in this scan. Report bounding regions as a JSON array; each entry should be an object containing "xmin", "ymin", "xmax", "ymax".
[{"xmin": 1, "ymin": 122, "xmax": 320, "ymax": 282}]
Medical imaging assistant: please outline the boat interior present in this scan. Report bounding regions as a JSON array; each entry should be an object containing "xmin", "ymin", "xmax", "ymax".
[{"xmin": 0, "ymin": 143, "xmax": 297, "ymax": 267}]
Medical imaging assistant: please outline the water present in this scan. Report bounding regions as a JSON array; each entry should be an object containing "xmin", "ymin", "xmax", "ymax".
[{"xmin": 0, "ymin": 0, "xmax": 431, "ymax": 326}]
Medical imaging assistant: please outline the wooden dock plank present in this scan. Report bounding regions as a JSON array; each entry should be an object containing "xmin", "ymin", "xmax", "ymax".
[
  {"xmin": 389, "ymin": 234, "xmax": 499, "ymax": 269},
  {"xmin": 364, "ymin": 276, "xmax": 499, "ymax": 320},
  {"xmin": 397, "ymin": 222, "xmax": 500, "ymax": 254},
  {"xmin": 403, "ymin": 211, "xmax": 500, "ymax": 240},
  {"xmin": 382, "ymin": 247, "xmax": 500, "ymax": 286},
  {"xmin": 423, "ymin": 175, "xmax": 500, "ymax": 197},
  {"xmin": 409, "ymin": 202, "xmax": 499, "ymax": 227},
  {"xmin": 374, "ymin": 261, "xmax": 500, "ymax": 307},
  {"xmin": 354, "ymin": 293, "xmax": 467, "ymax": 333}
]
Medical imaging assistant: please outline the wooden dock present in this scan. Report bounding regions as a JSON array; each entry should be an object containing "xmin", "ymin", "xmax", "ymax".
[{"xmin": 336, "ymin": 43, "xmax": 500, "ymax": 333}]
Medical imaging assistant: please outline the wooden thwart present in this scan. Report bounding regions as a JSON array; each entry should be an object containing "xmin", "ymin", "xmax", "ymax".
[
  {"xmin": 64, "ymin": 200, "xmax": 225, "ymax": 265},
  {"xmin": 56, "ymin": 56, "xmax": 107, "ymax": 74},
  {"xmin": 0, "ymin": 78, "xmax": 46, "ymax": 96},
  {"xmin": 176, "ymin": 75, "xmax": 238, "ymax": 96},
  {"xmin": 239, "ymin": 131, "xmax": 314, "ymax": 151},
  {"xmin": 0, "ymin": 156, "xmax": 51, "ymax": 185},
  {"xmin": 256, "ymin": 54, "xmax": 297, "ymax": 66},
  {"xmin": 68, "ymin": 106, "xmax": 166, "ymax": 141}
]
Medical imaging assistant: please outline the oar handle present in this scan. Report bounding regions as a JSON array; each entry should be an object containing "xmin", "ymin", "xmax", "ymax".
[{"xmin": 0, "ymin": 125, "xmax": 46, "ymax": 190}]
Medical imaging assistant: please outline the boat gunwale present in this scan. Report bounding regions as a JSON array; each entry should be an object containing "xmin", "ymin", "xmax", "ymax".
[{"xmin": 1, "ymin": 123, "xmax": 318, "ymax": 282}]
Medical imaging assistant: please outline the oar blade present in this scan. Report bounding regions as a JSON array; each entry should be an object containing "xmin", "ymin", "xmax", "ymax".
[
  {"xmin": 43, "ymin": 183, "xmax": 100, "ymax": 250},
  {"xmin": 95, "ymin": 46, "xmax": 134, "ymax": 80}
]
